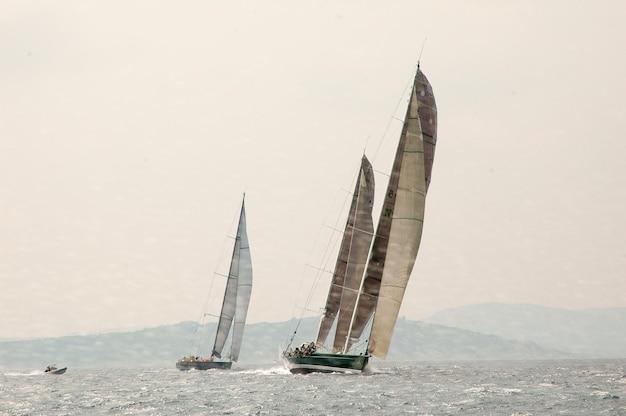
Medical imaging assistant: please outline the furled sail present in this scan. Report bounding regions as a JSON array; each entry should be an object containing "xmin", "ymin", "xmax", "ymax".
[
  {"xmin": 211, "ymin": 197, "xmax": 252, "ymax": 359},
  {"xmin": 229, "ymin": 200, "xmax": 253, "ymax": 361},
  {"xmin": 316, "ymin": 156, "xmax": 375, "ymax": 348},
  {"xmin": 348, "ymin": 67, "xmax": 437, "ymax": 357}
]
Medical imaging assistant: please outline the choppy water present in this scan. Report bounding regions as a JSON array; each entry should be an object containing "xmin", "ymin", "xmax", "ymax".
[{"xmin": 1, "ymin": 360, "xmax": 625, "ymax": 415}]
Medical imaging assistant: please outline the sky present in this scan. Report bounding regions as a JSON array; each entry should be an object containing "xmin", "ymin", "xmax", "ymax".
[{"xmin": 1, "ymin": 0, "xmax": 625, "ymax": 339}]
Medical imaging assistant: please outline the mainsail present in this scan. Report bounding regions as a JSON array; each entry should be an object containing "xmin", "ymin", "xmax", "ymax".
[
  {"xmin": 211, "ymin": 197, "xmax": 253, "ymax": 361},
  {"xmin": 316, "ymin": 156, "xmax": 375, "ymax": 349},
  {"xmin": 348, "ymin": 67, "xmax": 437, "ymax": 357}
]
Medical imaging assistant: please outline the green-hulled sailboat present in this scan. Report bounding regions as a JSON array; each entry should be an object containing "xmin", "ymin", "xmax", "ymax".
[
  {"xmin": 177, "ymin": 196, "xmax": 253, "ymax": 370},
  {"xmin": 283, "ymin": 64, "xmax": 438, "ymax": 374}
]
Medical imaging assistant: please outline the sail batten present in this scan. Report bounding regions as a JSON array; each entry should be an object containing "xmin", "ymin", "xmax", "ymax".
[{"xmin": 316, "ymin": 156, "xmax": 375, "ymax": 349}]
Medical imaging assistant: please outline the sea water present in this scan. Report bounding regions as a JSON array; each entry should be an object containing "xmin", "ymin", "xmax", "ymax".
[{"xmin": 1, "ymin": 360, "xmax": 625, "ymax": 415}]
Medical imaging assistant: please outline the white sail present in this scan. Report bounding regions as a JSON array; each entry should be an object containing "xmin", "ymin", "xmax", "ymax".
[
  {"xmin": 229, "ymin": 200, "xmax": 253, "ymax": 361},
  {"xmin": 211, "ymin": 197, "xmax": 252, "ymax": 359}
]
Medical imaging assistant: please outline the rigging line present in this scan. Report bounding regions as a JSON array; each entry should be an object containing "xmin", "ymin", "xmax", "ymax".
[
  {"xmin": 287, "ymin": 158, "xmax": 362, "ymax": 348},
  {"xmin": 214, "ymin": 272, "xmax": 239, "ymax": 279},
  {"xmin": 298, "ymin": 191, "xmax": 349, "ymax": 323},
  {"xmin": 296, "ymin": 306, "xmax": 325, "ymax": 314},
  {"xmin": 374, "ymin": 169, "xmax": 391, "ymax": 178},
  {"xmin": 417, "ymin": 37, "xmax": 427, "ymax": 68},
  {"xmin": 330, "ymin": 165, "xmax": 364, "ymax": 349},
  {"xmin": 311, "ymin": 158, "xmax": 367, "ymax": 340},
  {"xmin": 191, "ymin": 198, "xmax": 241, "ymax": 356},
  {"xmin": 304, "ymin": 264, "xmax": 335, "ymax": 275},
  {"xmin": 301, "ymin": 157, "xmax": 361, "ymax": 311},
  {"xmin": 325, "ymin": 223, "xmax": 386, "ymax": 239},
  {"xmin": 287, "ymin": 189, "xmax": 339, "ymax": 320},
  {"xmin": 304, "ymin": 158, "xmax": 363, "ymax": 314},
  {"xmin": 286, "ymin": 185, "xmax": 351, "ymax": 348},
  {"xmin": 329, "ymin": 283, "xmax": 377, "ymax": 298},
  {"xmin": 362, "ymin": 135, "xmax": 371, "ymax": 157},
  {"xmin": 287, "ymin": 184, "xmax": 346, "ymax": 321},
  {"xmin": 371, "ymin": 75, "xmax": 414, "ymax": 165}
]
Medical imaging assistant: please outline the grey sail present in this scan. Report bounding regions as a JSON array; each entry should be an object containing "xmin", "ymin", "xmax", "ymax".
[
  {"xmin": 316, "ymin": 156, "xmax": 375, "ymax": 348},
  {"xmin": 348, "ymin": 67, "xmax": 437, "ymax": 357},
  {"xmin": 331, "ymin": 157, "xmax": 375, "ymax": 352},
  {"xmin": 229, "ymin": 200, "xmax": 252, "ymax": 361},
  {"xmin": 211, "ymin": 197, "xmax": 248, "ymax": 359}
]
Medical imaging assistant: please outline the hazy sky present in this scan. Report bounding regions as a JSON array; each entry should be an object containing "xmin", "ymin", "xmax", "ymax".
[{"xmin": 1, "ymin": 1, "xmax": 625, "ymax": 339}]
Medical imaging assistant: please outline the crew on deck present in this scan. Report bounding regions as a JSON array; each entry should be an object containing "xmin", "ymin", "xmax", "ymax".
[{"xmin": 286, "ymin": 342, "xmax": 317, "ymax": 358}]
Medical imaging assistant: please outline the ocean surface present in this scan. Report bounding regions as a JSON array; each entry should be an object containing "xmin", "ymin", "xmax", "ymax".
[{"xmin": 1, "ymin": 360, "xmax": 625, "ymax": 415}]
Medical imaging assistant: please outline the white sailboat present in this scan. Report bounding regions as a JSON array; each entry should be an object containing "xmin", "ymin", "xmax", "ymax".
[
  {"xmin": 283, "ymin": 64, "xmax": 438, "ymax": 373},
  {"xmin": 177, "ymin": 195, "xmax": 253, "ymax": 370}
]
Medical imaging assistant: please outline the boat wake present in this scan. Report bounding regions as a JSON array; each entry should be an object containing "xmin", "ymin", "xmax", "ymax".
[
  {"xmin": 362, "ymin": 365, "xmax": 378, "ymax": 375},
  {"xmin": 363, "ymin": 364, "xmax": 398, "ymax": 376},
  {"xmin": 4, "ymin": 370, "xmax": 41, "ymax": 377},
  {"xmin": 238, "ymin": 366, "xmax": 290, "ymax": 375}
]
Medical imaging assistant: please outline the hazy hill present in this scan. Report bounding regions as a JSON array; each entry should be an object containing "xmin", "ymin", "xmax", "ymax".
[
  {"xmin": 0, "ymin": 317, "xmax": 567, "ymax": 369},
  {"xmin": 426, "ymin": 304, "xmax": 626, "ymax": 358}
]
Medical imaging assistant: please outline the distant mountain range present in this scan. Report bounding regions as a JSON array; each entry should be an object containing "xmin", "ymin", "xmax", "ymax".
[
  {"xmin": 425, "ymin": 304, "xmax": 626, "ymax": 358},
  {"xmin": 2, "ymin": 304, "xmax": 624, "ymax": 369},
  {"xmin": 0, "ymin": 315, "xmax": 565, "ymax": 370}
]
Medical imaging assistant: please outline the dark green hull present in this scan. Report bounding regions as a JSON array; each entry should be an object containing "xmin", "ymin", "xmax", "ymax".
[
  {"xmin": 176, "ymin": 359, "xmax": 232, "ymax": 371},
  {"xmin": 283, "ymin": 352, "xmax": 368, "ymax": 374}
]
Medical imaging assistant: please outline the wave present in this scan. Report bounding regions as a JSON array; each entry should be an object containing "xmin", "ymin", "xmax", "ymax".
[
  {"xmin": 238, "ymin": 366, "xmax": 290, "ymax": 375},
  {"xmin": 4, "ymin": 370, "xmax": 41, "ymax": 376}
]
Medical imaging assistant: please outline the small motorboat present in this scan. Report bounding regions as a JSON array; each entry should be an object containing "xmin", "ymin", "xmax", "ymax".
[{"xmin": 44, "ymin": 365, "xmax": 67, "ymax": 375}]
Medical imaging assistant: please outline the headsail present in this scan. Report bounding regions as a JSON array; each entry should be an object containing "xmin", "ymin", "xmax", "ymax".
[
  {"xmin": 211, "ymin": 196, "xmax": 252, "ymax": 359},
  {"xmin": 348, "ymin": 68, "xmax": 437, "ymax": 357},
  {"xmin": 332, "ymin": 157, "xmax": 375, "ymax": 352},
  {"xmin": 316, "ymin": 156, "xmax": 375, "ymax": 348},
  {"xmin": 229, "ymin": 199, "xmax": 253, "ymax": 361}
]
